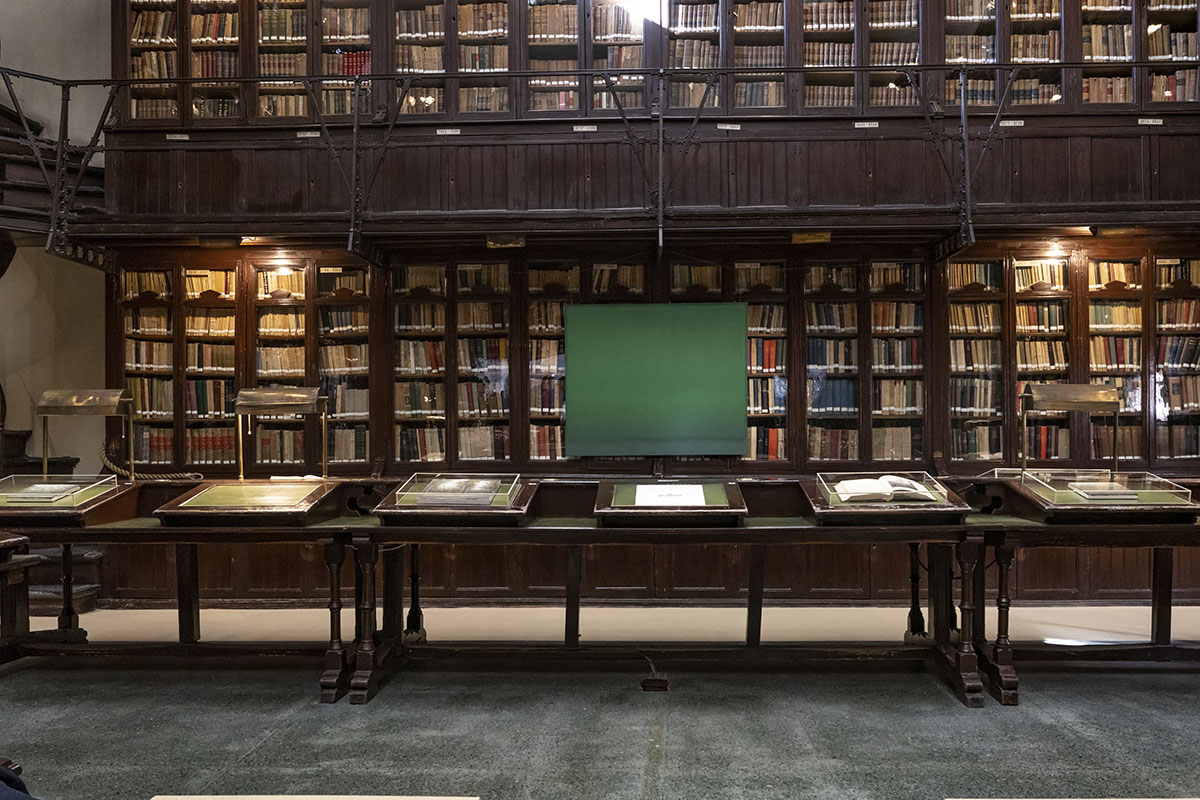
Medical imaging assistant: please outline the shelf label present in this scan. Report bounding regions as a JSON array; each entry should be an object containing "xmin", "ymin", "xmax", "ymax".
[
  {"xmin": 999, "ymin": 119, "xmax": 1024, "ymax": 127},
  {"xmin": 573, "ymin": 124, "xmax": 597, "ymax": 132},
  {"xmin": 854, "ymin": 121, "xmax": 879, "ymax": 129},
  {"xmin": 1138, "ymin": 118, "xmax": 1163, "ymax": 126},
  {"xmin": 165, "ymin": 133, "xmax": 189, "ymax": 141},
  {"xmin": 295, "ymin": 131, "xmax": 321, "ymax": 138},
  {"xmin": 717, "ymin": 123, "xmax": 741, "ymax": 131},
  {"xmin": 436, "ymin": 128, "xmax": 461, "ymax": 136}
]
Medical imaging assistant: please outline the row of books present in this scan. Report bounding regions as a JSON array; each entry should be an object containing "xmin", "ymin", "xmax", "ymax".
[
  {"xmin": 1016, "ymin": 300, "xmax": 1065, "ymax": 332},
  {"xmin": 807, "ymin": 338, "xmax": 857, "ymax": 372},
  {"xmin": 1147, "ymin": 28, "xmax": 1197, "ymax": 61},
  {"xmin": 1011, "ymin": 0, "xmax": 1061, "ymax": 20},
  {"xmin": 130, "ymin": 11, "xmax": 176, "ymax": 45},
  {"xmin": 131, "ymin": 51, "xmax": 177, "ymax": 80},
  {"xmin": 951, "ymin": 424, "xmax": 1003, "ymax": 461},
  {"xmin": 529, "ymin": 4, "xmax": 578, "ymax": 41},
  {"xmin": 458, "ymin": 381, "xmax": 509, "ymax": 416},
  {"xmin": 134, "ymin": 425, "xmax": 175, "ymax": 465},
  {"xmin": 397, "ymin": 340, "xmax": 445, "ymax": 374},
  {"xmin": 1089, "ymin": 260, "xmax": 1139, "ymax": 289},
  {"xmin": 871, "ymin": 262, "xmax": 923, "ymax": 292},
  {"xmin": 322, "ymin": 51, "xmax": 373, "ymax": 77},
  {"xmin": 320, "ymin": 308, "xmax": 370, "ymax": 335},
  {"xmin": 734, "ymin": 1, "xmax": 783, "ymax": 31},
  {"xmin": 808, "ymin": 425, "xmax": 858, "ymax": 460},
  {"xmin": 329, "ymin": 426, "xmax": 370, "ymax": 462},
  {"xmin": 531, "ymin": 376, "xmax": 565, "ymax": 414},
  {"xmin": 869, "ymin": 42, "xmax": 918, "ymax": 66},
  {"xmin": 1089, "ymin": 301, "xmax": 1142, "ymax": 331},
  {"xmin": 951, "ymin": 339, "xmax": 1002, "ymax": 373},
  {"xmin": 126, "ymin": 340, "xmax": 173, "ymax": 371},
  {"xmin": 1014, "ymin": 260, "xmax": 1066, "ymax": 292},
  {"xmin": 530, "ymin": 424, "xmax": 567, "ymax": 460},
  {"xmin": 459, "ymin": 263, "xmax": 510, "ymax": 292},
  {"xmin": 1158, "ymin": 336, "xmax": 1200, "ymax": 370},
  {"xmin": 459, "ymin": 423, "xmax": 511, "ymax": 459},
  {"xmin": 806, "ymin": 301, "xmax": 857, "ymax": 331},
  {"xmin": 126, "ymin": 308, "xmax": 171, "ymax": 337},
  {"xmin": 595, "ymin": 45, "xmax": 644, "ymax": 72},
  {"xmin": 873, "ymin": 378, "xmax": 923, "ymax": 415},
  {"xmin": 804, "ymin": 84, "xmax": 854, "ymax": 107},
  {"xmin": 320, "ymin": 343, "xmax": 370, "ymax": 374},
  {"xmin": 803, "ymin": 1, "xmax": 854, "ymax": 32},
  {"xmin": 748, "ymin": 377, "xmax": 787, "ymax": 415},
  {"xmin": 1017, "ymin": 339, "xmax": 1067, "ymax": 371},
  {"xmin": 1025, "ymin": 423, "xmax": 1069, "ymax": 460},
  {"xmin": 748, "ymin": 303, "xmax": 786, "ymax": 334},
  {"xmin": 530, "ymin": 339, "xmax": 565, "ymax": 375},
  {"xmin": 945, "ymin": 0, "xmax": 996, "ymax": 19},
  {"xmin": 1162, "ymin": 375, "xmax": 1200, "ymax": 411},
  {"xmin": 593, "ymin": 2, "xmax": 642, "ymax": 40},
  {"xmin": 671, "ymin": 264, "xmax": 721, "ymax": 292},
  {"xmin": 185, "ymin": 378, "xmax": 235, "ymax": 419},
  {"xmin": 185, "ymin": 426, "xmax": 236, "ymax": 465},
  {"xmin": 808, "ymin": 377, "xmax": 857, "ymax": 414},
  {"xmin": 396, "ymin": 6, "xmax": 444, "ymax": 40},
  {"xmin": 869, "ymin": 85, "xmax": 918, "ymax": 107},
  {"xmin": 1082, "ymin": 24, "xmax": 1133, "ymax": 61},
  {"xmin": 398, "ymin": 265, "xmax": 444, "ymax": 294},
  {"xmin": 460, "ymin": 86, "xmax": 510, "ymax": 111},
  {"xmin": 324, "ymin": 381, "xmax": 370, "ymax": 417},
  {"xmin": 749, "ymin": 337, "xmax": 786, "ymax": 373},
  {"xmin": 190, "ymin": 12, "xmax": 238, "ymax": 44},
  {"xmin": 867, "ymin": 0, "xmax": 918, "ymax": 28},
  {"xmin": 1083, "ymin": 76, "xmax": 1133, "ymax": 104},
  {"xmin": 258, "ymin": 270, "xmax": 305, "ymax": 298},
  {"xmin": 734, "ymin": 262, "xmax": 783, "ymax": 293},
  {"xmin": 945, "ymin": 35, "xmax": 995, "ymax": 64},
  {"xmin": 593, "ymin": 263, "xmax": 645, "ymax": 293},
  {"xmin": 131, "ymin": 99, "xmax": 179, "ymax": 119},
  {"xmin": 1091, "ymin": 375, "xmax": 1140, "ymax": 411},
  {"xmin": 668, "ymin": 40, "xmax": 719, "ymax": 70},
  {"xmin": 1011, "ymin": 31, "xmax": 1062, "ymax": 63},
  {"xmin": 1090, "ymin": 423, "xmax": 1142, "ymax": 460},
  {"xmin": 125, "ymin": 271, "xmax": 173, "ymax": 299},
  {"xmin": 257, "ymin": 425, "xmax": 306, "ymax": 464},
  {"xmin": 322, "ymin": 8, "xmax": 371, "ymax": 42},
  {"xmin": 458, "ymin": 337, "xmax": 509, "ymax": 371},
  {"xmin": 669, "ymin": 3, "xmax": 719, "ymax": 33},
  {"xmin": 1151, "ymin": 70, "xmax": 1198, "ymax": 103},
  {"xmin": 185, "ymin": 269, "xmax": 235, "ymax": 298},
  {"xmin": 804, "ymin": 265, "xmax": 856, "ymax": 292},
  {"xmin": 870, "ymin": 301, "xmax": 923, "ymax": 332},
  {"xmin": 529, "ymin": 301, "xmax": 565, "ymax": 332},
  {"xmin": 257, "ymin": 345, "xmax": 306, "ymax": 377},
  {"xmin": 529, "ymin": 266, "xmax": 579, "ymax": 292},
  {"xmin": 1089, "ymin": 335, "xmax": 1142, "ymax": 371},
  {"xmin": 733, "ymin": 81, "xmax": 783, "ymax": 111},
  {"xmin": 401, "ymin": 88, "xmax": 445, "ymax": 113},
  {"xmin": 1158, "ymin": 424, "xmax": 1200, "ymax": 459},
  {"xmin": 260, "ymin": 8, "xmax": 308, "ymax": 42},
  {"xmin": 259, "ymin": 94, "xmax": 307, "ymax": 117},
  {"xmin": 396, "ymin": 303, "xmax": 446, "ymax": 332},
  {"xmin": 396, "ymin": 379, "xmax": 444, "ymax": 416},
  {"xmin": 460, "ymin": 2, "xmax": 509, "ymax": 38},
  {"xmin": 950, "ymin": 303, "xmax": 1001, "ymax": 333},
  {"xmin": 128, "ymin": 377, "xmax": 174, "ymax": 419},
  {"xmin": 319, "ymin": 271, "xmax": 368, "ymax": 296},
  {"xmin": 459, "ymin": 301, "xmax": 508, "ymax": 331},
  {"xmin": 192, "ymin": 51, "xmax": 238, "ymax": 80},
  {"xmin": 805, "ymin": 43, "xmax": 852, "ymax": 68},
  {"xmin": 871, "ymin": 338, "xmax": 922, "ymax": 372},
  {"xmin": 258, "ymin": 310, "xmax": 304, "ymax": 336},
  {"xmin": 396, "ymin": 424, "xmax": 446, "ymax": 461},
  {"xmin": 960, "ymin": 78, "xmax": 1062, "ymax": 107},
  {"xmin": 872, "ymin": 426, "xmax": 920, "ymax": 461},
  {"xmin": 746, "ymin": 425, "xmax": 786, "ymax": 460},
  {"xmin": 950, "ymin": 377, "xmax": 1002, "ymax": 415}
]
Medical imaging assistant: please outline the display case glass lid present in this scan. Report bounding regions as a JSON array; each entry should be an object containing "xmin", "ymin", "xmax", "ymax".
[
  {"xmin": 0, "ymin": 475, "xmax": 119, "ymax": 507},
  {"xmin": 1018, "ymin": 470, "xmax": 1192, "ymax": 506},
  {"xmin": 607, "ymin": 480, "xmax": 731, "ymax": 508},
  {"xmin": 816, "ymin": 472, "xmax": 949, "ymax": 506},
  {"xmin": 394, "ymin": 473, "xmax": 521, "ymax": 507}
]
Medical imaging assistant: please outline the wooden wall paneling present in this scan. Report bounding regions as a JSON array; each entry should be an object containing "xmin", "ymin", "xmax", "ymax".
[
  {"xmin": 374, "ymin": 143, "xmax": 449, "ymax": 213},
  {"xmin": 1014, "ymin": 547, "xmax": 1088, "ymax": 601},
  {"xmin": 806, "ymin": 140, "xmax": 867, "ymax": 207},
  {"xmin": 1089, "ymin": 547, "xmax": 1153, "ymax": 601},
  {"xmin": 1172, "ymin": 547, "xmax": 1200, "ymax": 600},
  {"xmin": 453, "ymin": 144, "xmax": 510, "ymax": 210},
  {"xmin": 102, "ymin": 543, "xmax": 176, "ymax": 599},
  {"xmin": 196, "ymin": 545, "xmax": 236, "ymax": 597},
  {"xmin": 304, "ymin": 145, "xmax": 353, "ymax": 213},
  {"xmin": 238, "ymin": 543, "xmax": 317, "ymax": 597},
  {"xmin": 516, "ymin": 546, "xmax": 569, "ymax": 595},
  {"xmin": 868, "ymin": 543, "xmax": 917, "ymax": 600},
  {"xmin": 120, "ymin": 150, "xmax": 182, "ymax": 215},
  {"xmin": 872, "ymin": 139, "xmax": 928, "ymax": 207},
  {"xmin": 730, "ymin": 139, "xmax": 791, "ymax": 209},
  {"xmin": 244, "ymin": 148, "xmax": 306, "ymax": 214},
  {"xmin": 654, "ymin": 544, "xmax": 741, "ymax": 598},
  {"xmin": 1069, "ymin": 135, "xmax": 1091, "ymax": 205},
  {"xmin": 968, "ymin": 136, "xmax": 1006, "ymax": 207},
  {"xmin": 1013, "ymin": 137, "xmax": 1072, "ymax": 206},
  {"xmin": 801, "ymin": 544, "xmax": 871, "ymax": 599},
  {"xmin": 786, "ymin": 140, "xmax": 807, "ymax": 207},
  {"xmin": 586, "ymin": 140, "xmax": 648, "ymax": 211},
  {"xmin": 758, "ymin": 545, "xmax": 804, "ymax": 598},
  {"xmin": 524, "ymin": 143, "xmax": 580, "ymax": 209},
  {"xmin": 667, "ymin": 141, "xmax": 724, "ymax": 209},
  {"xmin": 181, "ymin": 149, "xmax": 245, "ymax": 215},
  {"xmin": 1157, "ymin": 136, "xmax": 1200, "ymax": 202},
  {"xmin": 412, "ymin": 544, "xmax": 454, "ymax": 597},
  {"xmin": 581, "ymin": 545, "xmax": 657, "ymax": 598},
  {"xmin": 445, "ymin": 544, "xmax": 521, "ymax": 596},
  {"xmin": 1089, "ymin": 136, "xmax": 1145, "ymax": 203}
]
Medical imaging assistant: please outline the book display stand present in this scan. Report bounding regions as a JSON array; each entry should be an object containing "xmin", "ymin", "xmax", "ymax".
[
  {"xmin": 803, "ymin": 471, "xmax": 970, "ymax": 525},
  {"xmin": 374, "ymin": 472, "xmax": 538, "ymax": 525},
  {"xmin": 593, "ymin": 479, "xmax": 747, "ymax": 526}
]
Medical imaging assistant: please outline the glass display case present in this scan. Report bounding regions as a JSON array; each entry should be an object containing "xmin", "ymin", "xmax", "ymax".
[
  {"xmin": 394, "ymin": 472, "xmax": 521, "ymax": 505},
  {"xmin": 257, "ymin": 0, "xmax": 310, "ymax": 118},
  {"xmin": 1017, "ymin": 469, "xmax": 1191, "ymax": 505},
  {"xmin": 0, "ymin": 475, "xmax": 119, "ymax": 508},
  {"xmin": 590, "ymin": 0, "xmax": 647, "ymax": 109},
  {"xmin": 1081, "ymin": 0, "xmax": 1134, "ymax": 104}
]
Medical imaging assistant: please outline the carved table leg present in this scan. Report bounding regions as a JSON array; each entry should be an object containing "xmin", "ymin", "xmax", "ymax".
[
  {"xmin": 1151, "ymin": 547, "xmax": 1174, "ymax": 653},
  {"xmin": 565, "ymin": 545, "xmax": 582, "ymax": 648},
  {"xmin": 903, "ymin": 543, "xmax": 929, "ymax": 644},
  {"xmin": 404, "ymin": 543, "xmax": 426, "ymax": 644},
  {"xmin": 978, "ymin": 543, "xmax": 1019, "ymax": 705},
  {"xmin": 175, "ymin": 543, "xmax": 200, "ymax": 644},
  {"xmin": 382, "ymin": 546, "xmax": 404, "ymax": 642},
  {"xmin": 47, "ymin": 544, "xmax": 87, "ymax": 644},
  {"xmin": 319, "ymin": 539, "xmax": 352, "ymax": 703},
  {"xmin": 935, "ymin": 539, "xmax": 984, "ymax": 708},
  {"xmin": 349, "ymin": 537, "xmax": 380, "ymax": 704},
  {"xmin": 928, "ymin": 544, "xmax": 953, "ymax": 647},
  {"xmin": 746, "ymin": 543, "xmax": 765, "ymax": 648}
]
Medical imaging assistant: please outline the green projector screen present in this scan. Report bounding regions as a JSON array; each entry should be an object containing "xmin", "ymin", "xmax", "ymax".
[{"xmin": 564, "ymin": 303, "xmax": 748, "ymax": 457}]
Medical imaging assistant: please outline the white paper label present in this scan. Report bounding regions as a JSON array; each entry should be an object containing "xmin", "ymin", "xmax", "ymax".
[
  {"xmin": 436, "ymin": 128, "xmax": 461, "ymax": 135},
  {"xmin": 635, "ymin": 484, "xmax": 706, "ymax": 507},
  {"xmin": 999, "ymin": 120, "xmax": 1024, "ymax": 127},
  {"xmin": 165, "ymin": 133, "xmax": 189, "ymax": 141},
  {"xmin": 1139, "ymin": 118, "xmax": 1163, "ymax": 125},
  {"xmin": 854, "ymin": 121, "xmax": 879, "ymax": 128},
  {"xmin": 296, "ymin": 131, "xmax": 321, "ymax": 138},
  {"xmin": 717, "ymin": 123, "xmax": 741, "ymax": 130},
  {"xmin": 573, "ymin": 124, "xmax": 597, "ymax": 132}
]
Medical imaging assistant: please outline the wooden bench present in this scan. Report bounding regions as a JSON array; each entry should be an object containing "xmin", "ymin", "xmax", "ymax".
[{"xmin": 0, "ymin": 535, "xmax": 41, "ymax": 651}]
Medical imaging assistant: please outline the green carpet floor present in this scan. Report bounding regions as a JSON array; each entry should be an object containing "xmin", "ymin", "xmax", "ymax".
[{"xmin": 2, "ymin": 660, "xmax": 1199, "ymax": 800}]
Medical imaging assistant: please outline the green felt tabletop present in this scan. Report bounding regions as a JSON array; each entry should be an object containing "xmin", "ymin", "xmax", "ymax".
[
  {"xmin": 90, "ymin": 516, "xmax": 161, "ymax": 530},
  {"xmin": 180, "ymin": 482, "xmax": 317, "ymax": 509},
  {"xmin": 0, "ymin": 485, "xmax": 116, "ymax": 509},
  {"xmin": 1022, "ymin": 481, "xmax": 1190, "ymax": 506},
  {"xmin": 611, "ymin": 483, "xmax": 729, "ymax": 508}
]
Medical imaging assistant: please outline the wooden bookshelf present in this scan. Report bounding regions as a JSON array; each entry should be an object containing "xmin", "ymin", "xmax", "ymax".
[
  {"xmin": 739, "ymin": 261, "xmax": 787, "ymax": 461},
  {"xmin": 869, "ymin": 261, "xmax": 926, "ymax": 461},
  {"xmin": 947, "ymin": 259, "xmax": 1005, "ymax": 462},
  {"xmin": 394, "ymin": 263, "xmax": 449, "ymax": 463}
]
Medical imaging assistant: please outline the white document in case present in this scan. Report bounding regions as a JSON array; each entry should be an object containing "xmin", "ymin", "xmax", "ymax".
[{"xmin": 635, "ymin": 484, "xmax": 707, "ymax": 507}]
